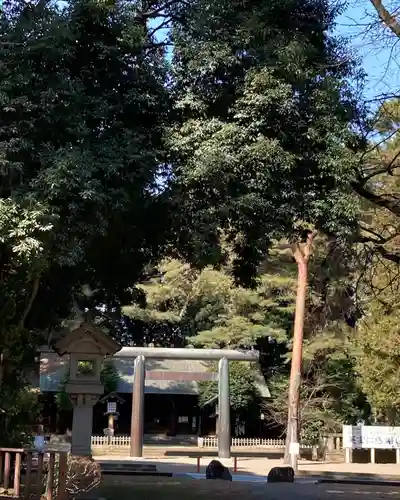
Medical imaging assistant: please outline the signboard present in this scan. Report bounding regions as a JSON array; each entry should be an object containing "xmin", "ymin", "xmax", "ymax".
[{"xmin": 343, "ymin": 425, "xmax": 400, "ymax": 449}]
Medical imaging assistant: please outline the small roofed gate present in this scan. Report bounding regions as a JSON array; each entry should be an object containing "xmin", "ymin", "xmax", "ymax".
[{"xmin": 0, "ymin": 448, "xmax": 67, "ymax": 500}]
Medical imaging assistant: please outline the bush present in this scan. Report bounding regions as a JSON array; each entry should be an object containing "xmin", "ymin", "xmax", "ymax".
[{"xmin": 49, "ymin": 455, "xmax": 101, "ymax": 500}]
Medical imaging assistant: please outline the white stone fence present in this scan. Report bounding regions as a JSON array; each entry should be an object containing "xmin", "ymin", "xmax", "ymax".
[
  {"xmin": 199, "ymin": 437, "xmax": 289, "ymax": 448},
  {"xmin": 92, "ymin": 435, "xmax": 131, "ymax": 446},
  {"xmin": 91, "ymin": 435, "xmax": 320, "ymax": 449}
]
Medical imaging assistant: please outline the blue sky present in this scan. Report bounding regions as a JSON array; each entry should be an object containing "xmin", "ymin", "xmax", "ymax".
[{"xmin": 336, "ymin": 2, "xmax": 399, "ymax": 101}]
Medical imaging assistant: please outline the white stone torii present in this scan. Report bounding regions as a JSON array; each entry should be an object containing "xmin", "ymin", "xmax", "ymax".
[
  {"xmin": 44, "ymin": 325, "xmax": 260, "ymax": 459},
  {"xmin": 114, "ymin": 347, "xmax": 259, "ymax": 459}
]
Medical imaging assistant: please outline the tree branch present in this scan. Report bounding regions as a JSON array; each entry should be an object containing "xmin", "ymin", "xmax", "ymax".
[
  {"xmin": 293, "ymin": 231, "xmax": 317, "ymax": 264},
  {"xmin": 369, "ymin": 0, "xmax": 400, "ymax": 37},
  {"xmin": 351, "ymin": 181, "xmax": 400, "ymax": 216},
  {"xmin": 137, "ymin": 0, "xmax": 187, "ymax": 19},
  {"xmin": 375, "ymin": 245, "xmax": 400, "ymax": 264},
  {"xmin": 360, "ymin": 149, "xmax": 400, "ymax": 183},
  {"xmin": 18, "ymin": 277, "xmax": 40, "ymax": 331}
]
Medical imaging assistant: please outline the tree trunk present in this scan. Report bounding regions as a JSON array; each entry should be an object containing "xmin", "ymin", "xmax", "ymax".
[{"xmin": 284, "ymin": 232, "xmax": 315, "ymax": 470}]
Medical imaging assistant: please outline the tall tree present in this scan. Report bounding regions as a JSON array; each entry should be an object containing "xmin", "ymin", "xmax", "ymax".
[
  {"xmin": 0, "ymin": 0, "xmax": 170, "ymax": 443},
  {"xmin": 168, "ymin": 0, "xmax": 362, "ymax": 284},
  {"xmin": 167, "ymin": 0, "xmax": 363, "ymax": 468}
]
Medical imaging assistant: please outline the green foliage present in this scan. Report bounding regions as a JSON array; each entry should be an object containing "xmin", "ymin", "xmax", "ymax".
[
  {"xmin": 262, "ymin": 237, "xmax": 369, "ymax": 440},
  {"xmin": 267, "ymin": 337, "xmax": 366, "ymax": 444},
  {"xmin": 374, "ymin": 99, "xmax": 400, "ymax": 138},
  {"xmin": 0, "ymin": 0, "xmax": 385, "ymax": 443},
  {"xmin": 100, "ymin": 360, "xmax": 120, "ymax": 395},
  {"xmin": 353, "ymin": 303, "xmax": 400, "ymax": 423},
  {"xmin": 55, "ymin": 373, "xmax": 72, "ymax": 412},
  {"xmin": 0, "ymin": 0, "xmax": 170, "ymax": 430},
  {"xmin": 124, "ymin": 255, "xmax": 296, "ymax": 349},
  {"xmin": 55, "ymin": 360, "xmax": 121, "ymax": 412},
  {"xmin": 168, "ymin": 0, "xmax": 363, "ymax": 284},
  {"xmin": 0, "ymin": 0, "xmax": 170, "ymax": 337},
  {"xmin": 124, "ymin": 255, "xmax": 296, "ymax": 414},
  {"xmin": 198, "ymin": 362, "xmax": 260, "ymax": 414},
  {"xmin": 0, "ymin": 387, "xmax": 42, "ymax": 447}
]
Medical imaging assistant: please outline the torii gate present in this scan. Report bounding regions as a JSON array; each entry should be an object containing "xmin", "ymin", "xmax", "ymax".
[{"xmin": 113, "ymin": 347, "xmax": 259, "ymax": 459}]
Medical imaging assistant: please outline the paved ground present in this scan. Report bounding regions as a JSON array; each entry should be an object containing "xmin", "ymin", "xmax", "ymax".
[
  {"xmin": 285, "ymin": 484, "xmax": 400, "ymax": 499},
  {"xmin": 95, "ymin": 455, "xmax": 400, "ymax": 480},
  {"xmin": 267, "ymin": 484, "xmax": 400, "ymax": 498},
  {"xmin": 97, "ymin": 477, "xmax": 400, "ymax": 500}
]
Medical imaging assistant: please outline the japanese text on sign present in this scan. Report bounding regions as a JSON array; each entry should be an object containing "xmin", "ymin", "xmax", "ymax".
[{"xmin": 343, "ymin": 425, "xmax": 400, "ymax": 449}]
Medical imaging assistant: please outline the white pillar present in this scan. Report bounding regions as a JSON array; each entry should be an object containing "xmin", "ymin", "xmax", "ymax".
[
  {"xmin": 396, "ymin": 449, "xmax": 400, "ymax": 464},
  {"xmin": 218, "ymin": 357, "xmax": 231, "ymax": 459},
  {"xmin": 130, "ymin": 355, "xmax": 146, "ymax": 458},
  {"xmin": 370, "ymin": 448, "xmax": 375, "ymax": 464},
  {"xmin": 345, "ymin": 447, "xmax": 351, "ymax": 463}
]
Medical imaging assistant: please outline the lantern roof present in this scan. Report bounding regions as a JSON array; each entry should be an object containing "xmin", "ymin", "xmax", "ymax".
[
  {"xmin": 98, "ymin": 391, "xmax": 125, "ymax": 404},
  {"xmin": 53, "ymin": 322, "xmax": 120, "ymax": 357}
]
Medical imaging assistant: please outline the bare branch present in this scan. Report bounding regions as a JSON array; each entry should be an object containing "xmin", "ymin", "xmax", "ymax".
[
  {"xmin": 352, "ymin": 180, "xmax": 400, "ymax": 216},
  {"xmin": 137, "ymin": 0, "xmax": 188, "ymax": 19},
  {"xmin": 369, "ymin": 0, "xmax": 400, "ymax": 37},
  {"xmin": 375, "ymin": 245, "xmax": 400, "ymax": 264}
]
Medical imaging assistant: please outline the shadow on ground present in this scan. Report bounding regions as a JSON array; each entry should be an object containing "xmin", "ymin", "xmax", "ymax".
[
  {"xmin": 165, "ymin": 450, "xmax": 285, "ymax": 459},
  {"xmin": 86, "ymin": 476, "xmax": 400, "ymax": 500}
]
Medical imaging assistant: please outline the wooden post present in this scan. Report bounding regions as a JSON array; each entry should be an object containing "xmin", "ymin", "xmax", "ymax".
[
  {"xmin": 130, "ymin": 355, "xmax": 145, "ymax": 458},
  {"xmin": 35, "ymin": 454, "xmax": 44, "ymax": 500},
  {"xmin": 218, "ymin": 357, "xmax": 231, "ymax": 459},
  {"xmin": 345, "ymin": 448, "xmax": 351, "ymax": 463},
  {"xmin": 24, "ymin": 453, "xmax": 33, "ymax": 500},
  {"xmin": 13, "ymin": 452, "xmax": 21, "ymax": 497},
  {"xmin": 196, "ymin": 457, "xmax": 200, "ymax": 473},
  {"xmin": 46, "ymin": 453, "xmax": 56, "ymax": 500},
  {"xmin": 107, "ymin": 414, "xmax": 114, "ymax": 445},
  {"xmin": 396, "ymin": 449, "xmax": 400, "ymax": 464},
  {"xmin": 4, "ymin": 452, "xmax": 10, "ymax": 490},
  {"xmin": 57, "ymin": 452, "xmax": 68, "ymax": 500}
]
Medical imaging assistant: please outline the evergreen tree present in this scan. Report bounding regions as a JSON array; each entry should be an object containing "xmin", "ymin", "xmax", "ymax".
[
  {"xmin": 167, "ymin": 0, "xmax": 362, "ymax": 285},
  {"xmin": 0, "ymin": 0, "xmax": 170, "ymax": 443}
]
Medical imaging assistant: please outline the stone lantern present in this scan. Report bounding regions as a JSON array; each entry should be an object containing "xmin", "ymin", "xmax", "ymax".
[{"xmin": 54, "ymin": 322, "xmax": 120, "ymax": 456}]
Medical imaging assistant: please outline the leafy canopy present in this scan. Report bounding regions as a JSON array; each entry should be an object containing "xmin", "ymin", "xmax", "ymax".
[
  {"xmin": 168, "ymin": 0, "xmax": 363, "ymax": 284},
  {"xmin": 123, "ymin": 256, "xmax": 296, "ymax": 349}
]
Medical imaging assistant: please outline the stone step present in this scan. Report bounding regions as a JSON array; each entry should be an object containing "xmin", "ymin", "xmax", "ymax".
[
  {"xmin": 101, "ymin": 470, "xmax": 173, "ymax": 477},
  {"xmin": 93, "ymin": 447, "xmax": 172, "ymax": 457},
  {"xmin": 98, "ymin": 462, "xmax": 172, "ymax": 477},
  {"xmin": 99, "ymin": 463, "xmax": 157, "ymax": 471}
]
